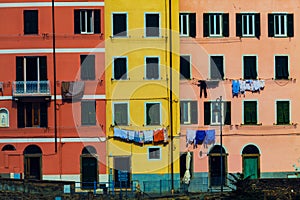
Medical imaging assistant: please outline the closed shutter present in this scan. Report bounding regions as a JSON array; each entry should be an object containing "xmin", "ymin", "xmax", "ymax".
[
  {"xmin": 74, "ymin": 10, "xmax": 81, "ymax": 34},
  {"xmin": 189, "ymin": 13, "xmax": 196, "ymax": 38},
  {"xmin": 94, "ymin": 10, "xmax": 101, "ymax": 34},
  {"xmin": 236, "ymin": 14, "xmax": 242, "ymax": 37},
  {"xmin": 287, "ymin": 14, "xmax": 294, "ymax": 37},
  {"xmin": 191, "ymin": 101, "xmax": 198, "ymax": 124},
  {"xmin": 16, "ymin": 57, "xmax": 24, "ymax": 81},
  {"xmin": 17, "ymin": 103, "xmax": 25, "ymax": 128},
  {"xmin": 255, "ymin": 13, "xmax": 261, "ymax": 38},
  {"xmin": 80, "ymin": 55, "xmax": 88, "ymax": 80},
  {"xmin": 204, "ymin": 102, "xmax": 211, "ymax": 125},
  {"xmin": 81, "ymin": 101, "xmax": 89, "ymax": 125},
  {"xmin": 224, "ymin": 102, "xmax": 231, "ymax": 125},
  {"xmin": 222, "ymin": 13, "xmax": 229, "ymax": 37},
  {"xmin": 268, "ymin": 14, "xmax": 274, "ymax": 37},
  {"xmin": 203, "ymin": 13, "xmax": 209, "ymax": 37},
  {"xmin": 40, "ymin": 102, "xmax": 48, "ymax": 128},
  {"xmin": 39, "ymin": 56, "xmax": 47, "ymax": 81},
  {"xmin": 89, "ymin": 101, "xmax": 96, "ymax": 125}
]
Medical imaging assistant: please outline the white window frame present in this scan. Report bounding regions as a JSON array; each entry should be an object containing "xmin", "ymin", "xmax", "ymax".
[
  {"xmin": 242, "ymin": 100, "xmax": 259, "ymax": 125},
  {"xmin": 80, "ymin": 10, "xmax": 94, "ymax": 34},
  {"xmin": 181, "ymin": 101, "xmax": 191, "ymax": 124},
  {"xmin": 209, "ymin": 14, "xmax": 222, "ymax": 37},
  {"xmin": 144, "ymin": 56, "xmax": 160, "ymax": 80},
  {"xmin": 112, "ymin": 12, "xmax": 128, "ymax": 37},
  {"xmin": 209, "ymin": 54, "xmax": 225, "ymax": 80},
  {"xmin": 180, "ymin": 13, "xmax": 189, "ymax": 36},
  {"xmin": 112, "ymin": 56, "xmax": 128, "ymax": 80},
  {"xmin": 144, "ymin": 102, "xmax": 161, "ymax": 126},
  {"xmin": 274, "ymin": 14, "xmax": 287, "ymax": 37},
  {"xmin": 275, "ymin": 99, "xmax": 291, "ymax": 125},
  {"xmin": 0, "ymin": 108, "xmax": 9, "ymax": 128},
  {"xmin": 147, "ymin": 146, "xmax": 162, "ymax": 160},
  {"xmin": 144, "ymin": 12, "xmax": 160, "ymax": 38},
  {"xmin": 210, "ymin": 102, "xmax": 225, "ymax": 125},
  {"xmin": 242, "ymin": 14, "xmax": 255, "ymax": 37},
  {"xmin": 112, "ymin": 102, "xmax": 129, "ymax": 126}
]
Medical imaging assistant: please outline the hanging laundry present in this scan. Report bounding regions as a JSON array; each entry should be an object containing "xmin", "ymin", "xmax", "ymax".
[
  {"xmin": 239, "ymin": 80, "xmax": 246, "ymax": 94},
  {"xmin": 144, "ymin": 130, "xmax": 154, "ymax": 142},
  {"xmin": 197, "ymin": 80, "xmax": 207, "ymax": 98},
  {"xmin": 134, "ymin": 131, "xmax": 140, "ymax": 143},
  {"xmin": 127, "ymin": 130, "xmax": 135, "ymax": 141},
  {"xmin": 259, "ymin": 80, "xmax": 265, "ymax": 90},
  {"xmin": 163, "ymin": 129, "xmax": 168, "ymax": 142},
  {"xmin": 252, "ymin": 80, "xmax": 261, "ymax": 92},
  {"xmin": 245, "ymin": 80, "xmax": 253, "ymax": 91},
  {"xmin": 232, "ymin": 80, "xmax": 240, "ymax": 98},
  {"xmin": 114, "ymin": 127, "xmax": 128, "ymax": 140},
  {"xmin": 154, "ymin": 129, "xmax": 164, "ymax": 142},
  {"xmin": 204, "ymin": 129, "xmax": 215, "ymax": 148},
  {"xmin": 195, "ymin": 130, "xmax": 206, "ymax": 145},
  {"xmin": 186, "ymin": 129, "xmax": 196, "ymax": 147},
  {"xmin": 138, "ymin": 131, "xmax": 144, "ymax": 143}
]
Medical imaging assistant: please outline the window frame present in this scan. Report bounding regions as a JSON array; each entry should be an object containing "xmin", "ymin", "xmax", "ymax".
[
  {"xmin": 80, "ymin": 55, "xmax": 95, "ymax": 81},
  {"xmin": 275, "ymin": 100, "xmax": 291, "ymax": 125},
  {"xmin": 242, "ymin": 55, "xmax": 258, "ymax": 80},
  {"xmin": 180, "ymin": 13, "xmax": 189, "ymax": 36},
  {"xmin": 180, "ymin": 100, "xmax": 198, "ymax": 125},
  {"xmin": 147, "ymin": 146, "xmax": 162, "ymax": 160},
  {"xmin": 79, "ymin": 10, "xmax": 94, "ymax": 34},
  {"xmin": 144, "ymin": 56, "xmax": 160, "ymax": 80},
  {"xmin": 81, "ymin": 100, "xmax": 96, "ymax": 126},
  {"xmin": 209, "ymin": 13, "xmax": 223, "ymax": 37},
  {"xmin": 17, "ymin": 102, "xmax": 48, "ymax": 128},
  {"xmin": 145, "ymin": 102, "xmax": 161, "ymax": 126},
  {"xmin": 113, "ymin": 102, "xmax": 129, "ymax": 126},
  {"xmin": 24, "ymin": 10, "xmax": 38, "ymax": 35},
  {"xmin": 112, "ymin": 56, "xmax": 128, "ymax": 80},
  {"xmin": 0, "ymin": 108, "xmax": 9, "ymax": 128},
  {"xmin": 274, "ymin": 55, "xmax": 289, "ymax": 80},
  {"xmin": 274, "ymin": 14, "xmax": 287, "ymax": 37},
  {"xmin": 209, "ymin": 55, "xmax": 225, "ymax": 80},
  {"xmin": 242, "ymin": 14, "xmax": 255, "ymax": 37},
  {"xmin": 144, "ymin": 12, "xmax": 160, "ymax": 38},
  {"xmin": 112, "ymin": 12, "xmax": 128, "ymax": 37},
  {"xmin": 210, "ymin": 102, "xmax": 225, "ymax": 125},
  {"xmin": 243, "ymin": 100, "xmax": 258, "ymax": 125},
  {"xmin": 180, "ymin": 55, "xmax": 192, "ymax": 80}
]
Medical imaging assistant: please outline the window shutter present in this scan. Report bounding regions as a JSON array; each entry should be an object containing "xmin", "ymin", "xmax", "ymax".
[
  {"xmin": 283, "ymin": 102, "xmax": 290, "ymax": 124},
  {"xmin": 17, "ymin": 103, "xmax": 25, "ymax": 128},
  {"xmin": 287, "ymin": 14, "xmax": 294, "ymax": 37},
  {"xmin": 255, "ymin": 13, "xmax": 261, "ymax": 38},
  {"xmin": 81, "ymin": 102, "xmax": 88, "ymax": 125},
  {"xmin": 89, "ymin": 101, "xmax": 96, "ymax": 125},
  {"xmin": 222, "ymin": 13, "xmax": 229, "ymax": 37},
  {"xmin": 204, "ymin": 102, "xmax": 211, "ymax": 125},
  {"xmin": 25, "ymin": 103, "xmax": 32, "ymax": 127},
  {"xmin": 80, "ymin": 55, "xmax": 88, "ymax": 80},
  {"xmin": 39, "ymin": 56, "xmax": 47, "ymax": 81},
  {"xmin": 94, "ymin": 10, "xmax": 101, "ymax": 34},
  {"xmin": 236, "ymin": 14, "xmax": 242, "ymax": 37},
  {"xmin": 180, "ymin": 102, "xmax": 184, "ymax": 124},
  {"xmin": 74, "ymin": 10, "xmax": 81, "ymax": 34},
  {"xmin": 87, "ymin": 55, "xmax": 95, "ymax": 80},
  {"xmin": 224, "ymin": 102, "xmax": 231, "ymax": 125},
  {"xmin": 191, "ymin": 101, "xmax": 198, "ymax": 124},
  {"xmin": 16, "ymin": 57, "xmax": 24, "ymax": 81},
  {"xmin": 189, "ymin": 13, "xmax": 196, "ymax": 38},
  {"xmin": 268, "ymin": 14, "xmax": 274, "ymax": 37},
  {"xmin": 203, "ymin": 13, "xmax": 209, "ymax": 37},
  {"xmin": 40, "ymin": 102, "xmax": 48, "ymax": 128},
  {"xmin": 277, "ymin": 102, "xmax": 283, "ymax": 124}
]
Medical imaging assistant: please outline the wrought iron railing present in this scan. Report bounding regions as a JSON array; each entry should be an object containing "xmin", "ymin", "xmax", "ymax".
[{"xmin": 12, "ymin": 81, "xmax": 50, "ymax": 96}]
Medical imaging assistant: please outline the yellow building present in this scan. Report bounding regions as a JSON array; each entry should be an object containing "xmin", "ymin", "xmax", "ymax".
[{"xmin": 105, "ymin": 0, "xmax": 180, "ymax": 192}]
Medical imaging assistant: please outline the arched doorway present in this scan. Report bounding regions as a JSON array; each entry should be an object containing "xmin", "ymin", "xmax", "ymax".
[
  {"xmin": 23, "ymin": 145, "xmax": 42, "ymax": 180},
  {"xmin": 81, "ymin": 146, "xmax": 98, "ymax": 189},
  {"xmin": 242, "ymin": 144, "xmax": 260, "ymax": 179},
  {"xmin": 208, "ymin": 145, "xmax": 227, "ymax": 187}
]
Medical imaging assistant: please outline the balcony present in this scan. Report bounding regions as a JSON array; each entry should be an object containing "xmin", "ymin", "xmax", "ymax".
[{"xmin": 12, "ymin": 81, "xmax": 51, "ymax": 97}]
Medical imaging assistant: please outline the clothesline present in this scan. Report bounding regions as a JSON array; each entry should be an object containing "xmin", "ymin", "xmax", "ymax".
[{"xmin": 186, "ymin": 129, "xmax": 216, "ymax": 149}]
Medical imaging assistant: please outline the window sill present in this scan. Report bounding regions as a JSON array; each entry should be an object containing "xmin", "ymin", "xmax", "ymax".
[
  {"xmin": 240, "ymin": 123, "xmax": 262, "ymax": 126},
  {"xmin": 111, "ymin": 78, "xmax": 130, "ymax": 81}
]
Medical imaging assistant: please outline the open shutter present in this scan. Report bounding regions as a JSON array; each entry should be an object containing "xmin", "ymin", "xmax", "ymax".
[
  {"xmin": 255, "ymin": 13, "xmax": 261, "ymax": 38},
  {"xmin": 204, "ymin": 102, "xmax": 211, "ymax": 125},
  {"xmin": 180, "ymin": 102, "xmax": 183, "ymax": 124},
  {"xmin": 74, "ymin": 10, "xmax": 80, "ymax": 34},
  {"xmin": 203, "ymin": 13, "xmax": 209, "ymax": 37},
  {"xmin": 39, "ymin": 56, "xmax": 47, "ymax": 81},
  {"xmin": 191, "ymin": 101, "xmax": 198, "ymax": 124},
  {"xmin": 16, "ymin": 57, "xmax": 24, "ymax": 81},
  {"xmin": 268, "ymin": 14, "xmax": 274, "ymax": 37},
  {"xmin": 222, "ymin": 13, "xmax": 229, "ymax": 37},
  {"xmin": 236, "ymin": 13, "xmax": 242, "ymax": 37},
  {"xmin": 17, "ymin": 103, "xmax": 25, "ymax": 128},
  {"xmin": 189, "ymin": 13, "xmax": 196, "ymax": 38},
  {"xmin": 224, "ymin": 102, "xmax": 231, "ymax": 125},
  {"xmin": 94, "ymin": 10, "xmax": 101, "ymax": 34},
  {"xmin": 40, "ymin": 102, "xmax": 48, "ymax": 128},
  {"xmin": 287, "ymin": 14, "xmax": 294, "ymax": 37}
]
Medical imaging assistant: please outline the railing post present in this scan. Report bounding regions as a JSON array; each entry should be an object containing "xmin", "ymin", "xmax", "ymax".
[{"xmin": 93, "ymin": 181, "xmax": 96, "ymax": 195}]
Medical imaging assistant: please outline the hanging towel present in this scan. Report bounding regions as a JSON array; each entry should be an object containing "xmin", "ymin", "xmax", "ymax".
[
  {"xmin": 127, "ymin": 130, "xmax": 135, "ymax": 141},
  {"xmin": 252, "ymin": 80, "xmax": 260, "ymax": 92},
  {"xmin": 204, "ymin": 129, "xmax": 215, "ymax": 145},
  {"xmin": 239, "ymin": 80, "xmax": 246, "ymax": 94},
  {"xmin": 163, "ymin": 129, "xmax": 168, "ymax": 142},
  {"xmin": 260, "ymin": 80, "xmax": 265, "ymax": 90},
  {"xmin": 232, "ymin": 80, "xmax": 240, "ymax": 98},
  {"xmin": 134, "ymin": 131, "xmax": 140, "ymax": 143},
  {"xmin": 245, "ymin": 80, "xmax": 253, "ymax": 91},
  {"xmin": 114, "ymin": 127, "xmax": 128, "ymax": 139},
  {"xmin": 186, "ymin": 129, "xmax": 196, "ymax": 147},
  {"xmin": 138, "ymin": 131, "xmax": 144, "ymax": 143},
  {"xmin": 144, "ymin": 130, "xmax": 154, "ymax": 142},
  {"xmin": 154, "ymin": 129, "xmax": 164, "ymax": 142},
  {"xmin": 195, "ymin": 130, "xmax": 206, "ymax": 145}
]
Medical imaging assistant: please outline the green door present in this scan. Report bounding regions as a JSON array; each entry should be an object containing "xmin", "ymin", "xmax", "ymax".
[{"xmin": 243, "ymin": 156, "xmax": 258, "ymax": 179}]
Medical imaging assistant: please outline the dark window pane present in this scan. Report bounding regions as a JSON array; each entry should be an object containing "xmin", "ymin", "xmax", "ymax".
[
  {"xmin": 146, "ymin": 103, "xmax": 160, "ymax": 125},
  {"xmin": 114, "ymin": 58, "xmax": 127, "ymax": 80},
  {"xmin": 114, "ymin": 103, "xmax": 128, "ymax": 125},
  {"xmin": 244, "ymin": 101, "xmax": 257, "ymax": 125},
  {"xmin": 113, "ymin": 14, "xmax": 127, "ymax": 36},
  {"xmin": 146, "ymin": 57, "xmax": 159, "ymax": 79},
  {"xmin": 243, "ymin": 56, "xmax": 257, "ymax": 79},
  {"xmin": 24, "ymin": 10, "xmax": 38, "ymax": 34},
  {"xmin": 277, "ymin": 101, "xmax": 289, "ymax": 124},
  {"xmin": 180, "ymin": 56, "xmax": 191, "ymax": 79},
  {"xmin": 275, "ymin": 56, "xmax": 289, "ymax": 79},
  {"xmin": 146, "ymin": 14, "xmax": 159, "ymax": 37},
  {"xmin": 210, "ymin": 56, "xmax": 224, "ymax": 80}
]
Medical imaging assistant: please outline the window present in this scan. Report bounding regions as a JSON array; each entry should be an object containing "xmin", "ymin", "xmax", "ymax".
[
  {"xmin": 276, "ymin": 101, "xmax": 290, "ymax": 125},
  {"xmin": 268, "ymin": 13, "xmax": 293, "ymax": 37},
  {"xmin": 204, "ymin": 101, "xmax": 231, "ymax": 125},
  {"xmin": 210, "ymin": 56, "xmax": 224, "ymax": 80},
  {"xmin": 275, "ymin": 56, "xmax": 289, "ymax": 80},
  {"xmin": 243, "ymin": 101, "xmax": 257, "ymax": 125},
  {"xmin": 112, "ymin": 13, "xmax": 127, "ymax": 37},
  {"xmin": 145, "ymin": 57, "xmax": 159, "ymax": 80},
  {"xmin": 81, "ymin": 101, "xmax": 96, "ymax": 126},
  {"xmin": 243, "ymin": 56, "xmax": 257, "ymax": 79},
  {"xmin": 180, "ymin": 55, "xmax": 191, "ymax": 80},
  {"xmin": 74, "ymin": 10, "xmax": 100, "ymax": 34},
  {"xmin": 203, "ymin": 13, "xmax": 229, "ymax": 37},
  {"xmin": 0, "ymin": 108, "xmax": 9, "ymax": 128},
  {"xmin": 24, "ymin": 10, "xmax": 38, "ymax": 35},
  {"xmin": 148, "ymin": 147, "xmax": 161, "ymax": 160},
  {"xmin": 236, "ymin": 13, "xmax": 260, "ymax": 38},
  {"xmin": 145, "ymin": 13, "xmax": 160, "ymax": 37},
  {"xmin": 113, "ymin": 57, "xmax": 127, "ymax": 80},
  {"xmin": 180, "ymin": 101, "xmax": 198, "ymax": 124},
  {"xmin": 179, "ymin": 13, "xmax": 196, "ymax": 37},
  {"xmin": 113, "ymin": 103, "xmax": 128, "ymax": 125},
  {"xmin": 145, "ymin": 103, "xmax": 161, "ymax": 126},
  {"xmin": 80, "ymin": 55, "xmax": 95, "ymax": 80},
  {"xmin": 17, "ymin": 102, "xmax": 47, "ymax": 128}
]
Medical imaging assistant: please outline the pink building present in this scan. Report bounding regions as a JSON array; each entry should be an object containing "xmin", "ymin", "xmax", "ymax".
[{"xmin": 179, "ymin": 0, "xmax": 300, "ymax": 192}]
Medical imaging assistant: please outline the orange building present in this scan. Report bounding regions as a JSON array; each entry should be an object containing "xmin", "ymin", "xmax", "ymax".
[{"xmin": 0, "ymin": 0, "xmax": 106, "ymax": 189}]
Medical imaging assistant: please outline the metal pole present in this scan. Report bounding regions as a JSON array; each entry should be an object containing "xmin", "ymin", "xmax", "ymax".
[{"xmin": 219, "ymin": 96, "xmax": 223, "ymax": 194}]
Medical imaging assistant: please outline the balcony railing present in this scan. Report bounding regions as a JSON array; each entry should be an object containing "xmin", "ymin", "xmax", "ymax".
[{"xmin": 12, "ymin": 81, "xmax": 51, "ymax": 97}]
